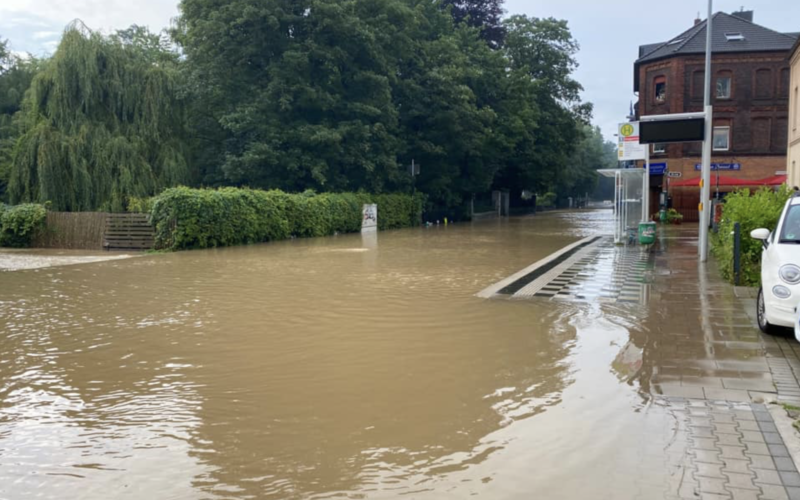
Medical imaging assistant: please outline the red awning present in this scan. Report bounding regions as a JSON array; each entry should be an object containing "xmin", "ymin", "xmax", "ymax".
[
  {"xmin": 671, "ymin": 174, "xmax": 787, "ymax": 187},
  {"xmin": 759, "ymin": 174, "xmax": 788, "ymax": 186}
]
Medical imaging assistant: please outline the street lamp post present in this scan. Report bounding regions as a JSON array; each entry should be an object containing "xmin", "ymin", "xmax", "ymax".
[{"xmin": 699, "ymin": 0, "xmax": 714, "ymax": 262}]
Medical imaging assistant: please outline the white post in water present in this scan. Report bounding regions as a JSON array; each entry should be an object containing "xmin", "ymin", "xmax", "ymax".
[
  {"xmin": 699, "ymin": 0, "xmax": 714, "ymax": 262},
  {"xmin": 362, "ymin": 204, "xmax": 377, "ymax": 233}
]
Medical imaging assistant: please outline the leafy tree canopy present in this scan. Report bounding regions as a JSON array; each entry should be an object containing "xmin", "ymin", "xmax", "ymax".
[
  {"xmin": 2, "ymin": 1, "xmax": 604, "ymax": 217},
  {"xmin": 174, "ymin": 0, "xmax": 594, "ymax": 216},
  {"xmin": 440, "ymin": 0, "xmax": 506, "ymax": 49},
  {"xmin": 8, "ymin": 22, "xmax": 190, "ymax": 211},
  {"xmin": 0, "ymin": 37, "xmax": 40, "ymax": 200}
]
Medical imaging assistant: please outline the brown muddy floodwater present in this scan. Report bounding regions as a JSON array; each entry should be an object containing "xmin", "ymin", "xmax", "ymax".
[{"xmin": 0, "ymin": 211, "xmax": 674, "ymax": 499}]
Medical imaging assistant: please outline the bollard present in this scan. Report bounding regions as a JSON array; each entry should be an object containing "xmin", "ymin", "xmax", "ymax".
[{"xmin": 733, "ymin": 222, "xmax": 741, "ymax": 286}]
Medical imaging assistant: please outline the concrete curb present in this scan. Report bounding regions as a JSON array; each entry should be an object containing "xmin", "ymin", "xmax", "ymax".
[{"xmin": 769, "ymin": 404, "xmax": 800, "ymax": 474}]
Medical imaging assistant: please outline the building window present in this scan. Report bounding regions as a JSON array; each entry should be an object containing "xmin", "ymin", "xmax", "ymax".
[
  {"xmin": 654, "ymin": 76, "xmax": 666, "ymax": 103},
  {"xmin": 755, "ymin": 69, "xmax": 773, "ymax": 99},
  {"xmin": 713, "ymin": 127, "xmax": 730, "ymax": 151},
  {"xmin": 716, "ymin": 75, "xmax": 732, "ymax": 99},
  {"xmin": 652, "ymin": 143, "xmax": 666, "ymax": 154},
  {"xmin": 752, "ymin": 118, "xmax": 771, "ymax": 152},
  {"xmin": 776, "ymin": 118, "xmax": 788, "ymax": 152},
  {"xmin": 795, "ymin": 86, "xmax": 799, "ymax": 131},
  {"xmin": 692, "ymin": 70, "xmax": 705, "ymax": 100},
  {"xmin": 780, "ymin": 68, "xmax": 790, "ymax": 98}
]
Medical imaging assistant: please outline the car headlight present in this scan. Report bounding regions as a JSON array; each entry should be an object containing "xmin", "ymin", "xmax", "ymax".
[
  {"xmin": 774, "ymin": 285, "xmax": 792, "ymax": 299},
  {"xmin": 780, "ymin": 265, "xmax": 800, "ymax": 285}
]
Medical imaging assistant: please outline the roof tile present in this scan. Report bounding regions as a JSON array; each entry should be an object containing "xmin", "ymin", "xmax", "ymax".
[{"xmin": 637, "ymin": 12, "xmax": 797, "ymax": 64}]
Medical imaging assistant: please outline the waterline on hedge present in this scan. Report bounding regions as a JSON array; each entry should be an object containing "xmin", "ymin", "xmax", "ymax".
[{"xmin": 149, "ymin": 187, "xmax": 424, "ymax": 251}]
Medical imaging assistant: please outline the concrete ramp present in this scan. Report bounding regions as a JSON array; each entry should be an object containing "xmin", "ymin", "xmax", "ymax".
[{"xmin": 478, "ymin": 236, "xmax": 654, "ymax": 304}]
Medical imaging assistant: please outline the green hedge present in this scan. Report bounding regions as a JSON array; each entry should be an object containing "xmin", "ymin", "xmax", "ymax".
[
  {"xmin": 712, "ymin": 185, "xmax": 793, "ymax": 286},
  {"xmin": 0, "ymin": 203, "xmax": 47, "ymax": 247},
  {"xmin": 150, "ymin": 187, "xmax": 424, "ymax": 251}
]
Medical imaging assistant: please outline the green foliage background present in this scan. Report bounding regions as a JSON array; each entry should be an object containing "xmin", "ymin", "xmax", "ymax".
[
  {"xmin": 712, "ymin": 186, "xmax": 793, "ymax": 286},
  {"xmin": 0, "ymin": 0, "xmax": 618, "ymax": 240}
]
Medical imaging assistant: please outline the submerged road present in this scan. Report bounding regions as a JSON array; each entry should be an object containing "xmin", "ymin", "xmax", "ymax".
[{"xmin": 2, "ymin": 210, "xmax": 800, "ymax": 499}]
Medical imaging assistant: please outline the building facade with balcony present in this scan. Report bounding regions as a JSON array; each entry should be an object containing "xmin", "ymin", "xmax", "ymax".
[{"xmin": 634, "ymin": 10, "xmax": 797, "ymax": 220}]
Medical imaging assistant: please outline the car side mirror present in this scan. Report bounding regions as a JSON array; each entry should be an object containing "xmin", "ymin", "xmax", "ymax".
[{"xmin": 751, "ymin": 228, "xmax": 770, "ymax": 248}]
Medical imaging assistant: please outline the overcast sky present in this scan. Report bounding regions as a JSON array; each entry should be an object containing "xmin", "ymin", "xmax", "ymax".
[{"xmin": 2, "ymin": 0, "xmax": 799, "ymax": 141}]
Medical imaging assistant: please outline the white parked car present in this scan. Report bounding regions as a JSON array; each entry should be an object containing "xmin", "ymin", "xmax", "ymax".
[{"xmin": 751, "ymin": 195, "xmax": 800, "ymax": 335}]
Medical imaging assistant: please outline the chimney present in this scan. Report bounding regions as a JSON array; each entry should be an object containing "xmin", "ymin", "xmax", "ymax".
[
  {"xmin": 694, "ymin": 17, "xmax": 702, "ymax": 26},
  {"xmin": 731, "ymin": 10, "xmax": 754, "ymax": 22}
]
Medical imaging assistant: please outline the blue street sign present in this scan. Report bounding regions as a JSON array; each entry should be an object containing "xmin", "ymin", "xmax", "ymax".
[
  {"xmin": 648, "ymin": 162, "xmax": 667, "ymax": 175},
  {"xmin": 694, "ymin": 163, "xmax": 741, "ymax": 171}
]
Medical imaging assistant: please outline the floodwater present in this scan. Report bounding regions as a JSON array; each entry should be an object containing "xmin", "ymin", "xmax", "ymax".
[
  {"xmin": 0, "ymin": 249, "xmax": 133, "ymax": 272},
  {"xmin": 0, "ymin": 211, "xmax": 708, "ymax": 499}
]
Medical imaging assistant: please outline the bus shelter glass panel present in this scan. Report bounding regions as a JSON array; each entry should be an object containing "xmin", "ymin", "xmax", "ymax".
[{"xmin": 598, "ymin": 169, "xmax": 644, "ymax": 244}]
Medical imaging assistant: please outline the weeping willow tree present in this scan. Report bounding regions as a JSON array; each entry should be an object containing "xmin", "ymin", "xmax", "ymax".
[{"xmin": 9, "ymin": 21, "xmax": 189, "ymax": 212}]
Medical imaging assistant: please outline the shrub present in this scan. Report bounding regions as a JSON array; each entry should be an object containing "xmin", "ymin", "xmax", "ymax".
[
  {"xmin": 538, "ymin": 192, "xmax": 557, "ymax": 208},
  {"xmin": 150, "ymin": 187, "xmax": 423, "ymax": 251},
  {"xmin": 127, "ymin": 196, "xmax": 155, "ymax": 214},
  {"xmin": 0, "ymin": 203, "xmax": 47, "ymax": 247},
  {"xmin": 666, "ymin": 208, "xmax": 683, "ymax": 224},
  {"xmin": 712, "ymin": 185, "xmax": 793, "ymax": 285}
]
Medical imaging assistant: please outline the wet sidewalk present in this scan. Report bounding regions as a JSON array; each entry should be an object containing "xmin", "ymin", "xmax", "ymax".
[
  {"xmin": 619, "ymin": 226, "xmax": 800, "ymax": 499},
  {"xmin": 648, "ymin": 226, "xmax": 800, "ymax": 407}
]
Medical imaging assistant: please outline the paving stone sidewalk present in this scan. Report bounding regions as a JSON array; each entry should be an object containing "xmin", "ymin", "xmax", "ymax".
[
  {"xmin": 569, "ymin": 225, "xmax": 800, "ymax": 500},
  {"xmin": 652, "ymin": 399, "xmax": 800, "ymax": 500}
]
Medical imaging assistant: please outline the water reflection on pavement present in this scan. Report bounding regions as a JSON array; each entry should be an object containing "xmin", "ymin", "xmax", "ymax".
[{"xmin": 0, "ymin": 210, "xmax": 793, "ymax": 499}]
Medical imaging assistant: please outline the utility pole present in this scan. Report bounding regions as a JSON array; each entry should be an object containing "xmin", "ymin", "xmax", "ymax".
[
  {"xmin": 699, "ymin": 0, "xmax": 714, "ymax": 262},
  {"xmin": 643, "ymin": 145, "xmax": 650, "ymax": 222}
]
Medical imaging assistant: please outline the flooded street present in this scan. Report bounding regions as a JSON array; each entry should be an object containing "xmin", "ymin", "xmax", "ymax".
[{"xmin": 0, "ymin": 210, "xmax": 783, "ymax": 499}]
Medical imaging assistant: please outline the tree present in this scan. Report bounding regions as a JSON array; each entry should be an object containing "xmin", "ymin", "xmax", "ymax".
[
  {"xmin": 493, "ymin": 15, "xmax": 592, "ymax": 196},
  {"xmin": 440, "ymin": 0, "xmax": 506, "ymax": 49},
  {"xmin": 0, "ymin": 38, "xmax": 39, "ymax": 201},
  {"xmin": 174, "ymin": 0, "xmax": 409, "ymax": 193},
  {"xmin": 175, "ymin": 1, "xmax": 593, "ymax": 217},
  {"xmin": 558, "ymin": 124, "xmax": 617, "ymax": 199},
  {"xmin": 8, "ymin": 22, "xmax": 190, "ymax": 211}
]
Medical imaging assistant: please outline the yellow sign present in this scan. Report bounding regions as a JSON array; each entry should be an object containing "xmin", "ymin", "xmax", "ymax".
[{"xmin": 620, "ymin": 124, "xmax": 635, "ymax": 137}]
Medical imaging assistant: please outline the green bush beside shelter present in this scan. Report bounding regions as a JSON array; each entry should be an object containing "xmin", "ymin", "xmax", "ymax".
[{"xmin": 712, "ymin": 185, "xmax": 793, "ymax": 286}]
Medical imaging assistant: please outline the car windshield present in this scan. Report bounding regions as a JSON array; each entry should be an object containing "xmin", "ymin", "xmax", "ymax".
[{"xmin": 779, "ymin": 204, "xmax": 800, "ymax": 242}]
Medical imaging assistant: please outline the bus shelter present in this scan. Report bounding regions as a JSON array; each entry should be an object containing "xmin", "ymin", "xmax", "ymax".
[{"xmin": 598, "ymin": 169, "xmax": 645, "ymax": 244}]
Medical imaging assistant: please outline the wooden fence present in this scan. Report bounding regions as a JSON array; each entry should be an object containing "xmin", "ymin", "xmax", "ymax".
[
  {"xmin": 32, "ymin": 212, "xmax": 110, "ymax": 250},
  {"xmin": 103, "ymin": 213, "xmax": 154, "ymax": 250}
]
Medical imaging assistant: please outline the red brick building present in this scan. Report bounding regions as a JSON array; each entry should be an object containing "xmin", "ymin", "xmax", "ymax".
[{"xmin": 634, "ymin": 10, "xmax": 797, "ymax": 220}]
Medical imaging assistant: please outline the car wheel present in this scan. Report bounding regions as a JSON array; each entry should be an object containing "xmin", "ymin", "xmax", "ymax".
[{"xmin": 757, "ymin": 287, "xmax": 778, "ymax": 334}]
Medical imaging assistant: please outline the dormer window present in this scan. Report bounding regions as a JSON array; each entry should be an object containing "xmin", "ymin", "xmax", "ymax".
[{"xmin": 725, "ymin": 32, "xmax": 745, "ymax": 41}]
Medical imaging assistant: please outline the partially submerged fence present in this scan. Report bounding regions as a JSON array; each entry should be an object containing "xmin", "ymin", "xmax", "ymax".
[
  {"xmin": 30, "ymin": 212, "xmax": 155, "ymax": 251},
  {"xmin": 32, "ymin": 212, "xmax": 108, "ymax": 250},
  {"xmin": 103, "ymin": 213, "xmax": 154, "ymax": 250}
]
